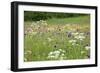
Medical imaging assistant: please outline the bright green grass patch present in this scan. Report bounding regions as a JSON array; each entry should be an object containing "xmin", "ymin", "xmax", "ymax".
[{"xmin": 46, "ymin": 16, "xmax": 90, "ymax": 25}]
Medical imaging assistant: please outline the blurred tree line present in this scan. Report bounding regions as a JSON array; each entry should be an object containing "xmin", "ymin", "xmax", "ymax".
[{"xmin": 24, "ymin": 11, "xmax": 88, "ymax": 21}]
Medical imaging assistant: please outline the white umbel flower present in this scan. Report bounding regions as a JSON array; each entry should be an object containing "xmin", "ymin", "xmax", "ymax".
[{"xmin": 69, "ymin": 39, "xmax": 76, "ymax": 43}]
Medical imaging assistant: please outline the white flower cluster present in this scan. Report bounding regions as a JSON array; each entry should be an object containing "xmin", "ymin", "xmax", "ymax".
[
  {"xmin": 74, "ymin": 32, "xmax": 85, "ymax": 41},
  {"xmin": 85, "ymin": 46, "xmax": 90, "ymax": 50},
  {"xmin": 47, "ymin": 49, "xmax": 66, "ymax": 60},
  {"xmin": 24, "ymin": 50, "xmax": 32, "ymax": 61},
  {"xmin": 69, "ymin": 39, "xmax": 77, "ymax": 45},
  {"xmin": 25, "ymin": 20, "xmax": 48, "ymax": 36},
  {"xmin": 36, "ymin": 20, "xmax": 48, "ymax": 26},
  {"xmin": 68, "ymin": 32, "xmax": 86, "ymax": 46}
]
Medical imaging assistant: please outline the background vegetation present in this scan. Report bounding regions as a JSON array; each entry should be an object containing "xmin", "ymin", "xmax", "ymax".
[{"xmin": 24, "ymin": 11, "xmax": 89, "ymax": 21}]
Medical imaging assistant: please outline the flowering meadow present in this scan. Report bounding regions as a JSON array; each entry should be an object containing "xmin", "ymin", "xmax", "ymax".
[{"xmin": 24, "ymin": 12, "xmax": 90, "ymax": 62}]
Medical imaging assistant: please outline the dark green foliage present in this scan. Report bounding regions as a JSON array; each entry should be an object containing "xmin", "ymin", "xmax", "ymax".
[{"xmin": 24, "ymin": 11, "xmax": 89, "ymax": 21}]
